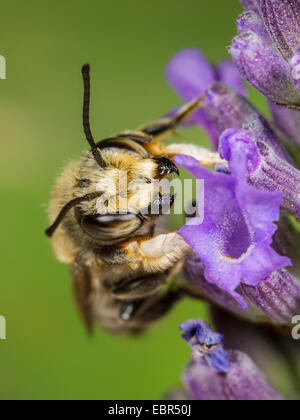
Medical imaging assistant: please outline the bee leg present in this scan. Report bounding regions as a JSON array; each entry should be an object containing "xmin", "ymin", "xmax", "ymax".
[
  {"xmin": 165, "ymin": 143, "xmax": 226, "ymax": 167},
  {"xmin": 112, "ymin": 274, "xmax": 167, "ymax": 301},
  {"xmin": 71, "ymin": 261, "xmax": 94, "ymax": 334},
  {"xmin": 94, "ymin": 246, "xmax": 132, "ymax": 265},
  {"xmin": 152, "ymin": 156, "xmax": 179, "ymax": 176},
  {"xmin": 122, "ymin": 232, "xmax": 191, "ymax": 273},
  {"xmin": 113, "ymin": 97, "xmax": 204, "ymax": 158},
  {"xmin": 120, "ymin": 290, "xmax": 183, "ymax": 323},
  {"xmin": 137, "ymin": 96, "xmax": 204, "ymax": 142}
]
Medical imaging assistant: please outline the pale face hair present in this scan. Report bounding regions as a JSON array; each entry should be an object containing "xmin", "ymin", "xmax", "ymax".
[{"xmin": 77, "ymin": 149, "xmax": 161, "ymax": 216}]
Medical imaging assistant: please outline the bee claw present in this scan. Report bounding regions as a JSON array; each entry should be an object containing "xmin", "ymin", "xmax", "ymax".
[{"xmin": 153, "ymin": 157, "xmax": 180, "ymax": 177}]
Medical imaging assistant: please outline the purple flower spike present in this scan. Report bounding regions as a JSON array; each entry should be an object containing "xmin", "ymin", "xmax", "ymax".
[
  {"xmin": 166, "ymin": 49, "xmax": 216, "ymax": 103},
  {"xmin": 173, "ymin": 318, "xmax": 284, "ymax": 400},
  {"xmin": 260, "ymin": 0, "xmax": 300, "ymax": 61},
  {"xmin": 175, "ymin": 153, "xmax": 291, "ymax": 307},
  {"xmin": 237, "ymin": 11, "xmax": 270, "ymax": 42},
  {"xmin": 179, "ymin": 319, "xmax": 230, "ymax": 373},
  {"xmin": 183, "ymin": 363, "xmax": 227, "ymax": 401},
  {"xmin": 166, "ymin": 49, "xmax": 246, "ymax": 147},
  {"xmin": 166, "ymin": 48, "xmax": 246, "ymax": 100},
  {"xmin": 212, "ymin": 307, "xmax": 300, "ymax": 399},
  {"xmin": 202, "ymin": 83, "xmax": 255, "ymax": 137},
  {"xmin": 217, "ymin": 60, "xmax": 247, "ymax": 98},
  {"xmin": 240, "ymin": 269, "xmax": 300, "ymax": 324},
  {"xmin": 202, "ymin": 84, "xmax": 290, "ymax": 159},
  {"xmin": 269, "ymin": 103, "xmax": 300, "ymax": 147},
  {"xmin": 230, "ymin": 31, "xmax": 300, "ymax": 106},
  {"xmin": 223, "ymin": 351, "xmax": 284, "ymax": 400},
  {"xmin": 220, "ymin": 128, "xmax": 300, "ymax": 218},
  {"xmin": 183, "ymin": 352, "xmax": 283, "ymax": 400},
  {"xmin": 240, "ymin": 0, "xmax": 261, "ymax": 13},
  {"xmin": 232, "ymin": 1, "xmax": 300, "ymax": 108}
]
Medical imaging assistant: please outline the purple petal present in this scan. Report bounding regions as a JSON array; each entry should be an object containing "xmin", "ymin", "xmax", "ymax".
[
  {"xmin": 166, "ymin": 49, "xmax": 246, "ymax": 148},
  {"xmin": 216, "ymin": 60, "xmax": 247, "ymax": 97},
  {"xmin": 180, "ymin": 319, "xmax": 224, "ymax": 347},
  {"xmin": 270, "ymin": 102, "xmax": 300, "ymax": 147},
  {"xmin": 185, "ymin": 254, "xmax": 263, "ymax": 320},
  {"xmin": 260, "ymin": 0, "xmax": 300, "ymax": 61},
  {"xmin": 166, "ymin": 49, "xmax": 219, "ymax": 148},
  {"xmin": 166, "ymin": 48, "xmax": 216, "ymax": 102},
  {"xmin": 186, "ymin": 254, "xmax": 300, "ymax": 326},
  {"xmin": 220, "ymin": 128, "xmax": 300, "ymax": 218},
  {"xmin": 240, "ymin": 0, "xmax": 261, "ymax": 13},
  {"xmin": 237, "ymin": 10, "xmax": 270, "ymax": 42},
  {"xmin": 175, "ymin": 153, "xmax": 290, "ymax": 306},
  {"xmin": 180, "ymin": 319, "xmax": 230, "ymax": 373}
]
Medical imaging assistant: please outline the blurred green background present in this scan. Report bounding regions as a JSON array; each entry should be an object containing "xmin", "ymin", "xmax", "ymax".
[{"xmin": 0, "ymin": 0, "xmax": 267, "ymax": 400}]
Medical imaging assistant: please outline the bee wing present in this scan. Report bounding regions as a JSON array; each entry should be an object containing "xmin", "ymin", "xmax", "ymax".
[{"xmin": 71, "ymin": 262, "xmax": 93, "ymax": 334}]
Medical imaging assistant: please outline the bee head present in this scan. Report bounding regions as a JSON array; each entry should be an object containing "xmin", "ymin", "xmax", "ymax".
[
  {"xmin": 45, "ymin": 64, "xmax": 177, "ymax": 241},
  {"xmin": 72, "ymin": 147, "xmax": 176, "ymax": 245}
]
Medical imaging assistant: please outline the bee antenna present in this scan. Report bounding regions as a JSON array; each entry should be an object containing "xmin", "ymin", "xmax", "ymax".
[
  {"xmin": 45, "ymin": 192, "xmax": 103, "ymax": 237},
  {"xmin": 81, "ymin": 64, "xmax": 106, "ymax": 168}
]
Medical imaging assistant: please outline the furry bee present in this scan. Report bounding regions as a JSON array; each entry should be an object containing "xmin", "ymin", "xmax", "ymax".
[{"xmin": 46, "ymin": 64, "xmax": 222, "ymax": 334}]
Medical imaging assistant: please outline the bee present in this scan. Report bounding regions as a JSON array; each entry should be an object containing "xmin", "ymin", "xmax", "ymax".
[{"xmin": 46, "ymin": 64, "xmax": 222, "ymax": 334}]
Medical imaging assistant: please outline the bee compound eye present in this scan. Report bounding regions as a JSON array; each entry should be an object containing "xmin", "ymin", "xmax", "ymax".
[{"xmin": 80, "ymin": 213, "xmax": 143, "ymax": 241}]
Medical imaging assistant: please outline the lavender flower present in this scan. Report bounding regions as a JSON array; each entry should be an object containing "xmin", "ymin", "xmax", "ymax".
[
  {"xmin": 180, "ymin": 320, "xmax": 283, "ymax": 400},
  {"xmin": 175, "ymin": 150, "xmax": 291, "ymax": 307},
  {"xmin": 164, "ymin": 1, "xmax": 300, "ymax": 402},
  {"xmin": 180, "ymin": 319, "xmax": 230, "ymax": 373},
  {"xmin": 269, "ymin": 103, "xmax": 300, "ymax": 147},
  {"xmin": 167, "ymin": 52, "xmax": 293, "ymax": 157},
  {"xmin": 240, "ymin": 0, "xmax": 260, "ymax": 13},
  {"xmin": 260, "ymin": 0, "xmax": 300, "ymax": 61},
  {"xmin": 211, "ymin": 308, "xmax": 300, "ymax": 399},
  {"xmin": 235, "ymin": 3, "xmax": 300, "ymax": 149},
  {"xmin": 220, "ymin": 128, "xmax": 300, "ymax": 220},
  {"xmin": 183, "ymin": 353, "xmax": 284, "ymax": 400},
  {"xmin": 230, "ymin": 0, "xmax": 300, "ymax": 108},
  {"xmin": 203, "ymin": 83, "xmax": 292, "ymax": 159},
  {"xmin": 186, "ymin": 254, "xmax": 300, "ymax": 326},
  {"xmin": 168, "ymin": 73, "xmax": 300, "ymax": 219},
  {"xmin": 166, "ymin": 48, "xmax": 246, "ymax": 148}
]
